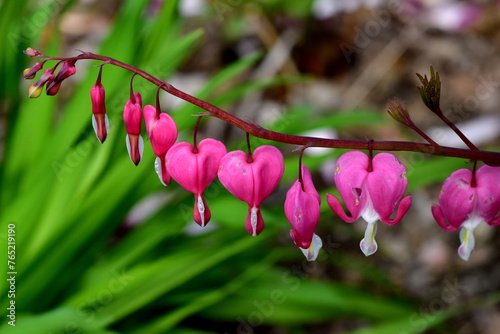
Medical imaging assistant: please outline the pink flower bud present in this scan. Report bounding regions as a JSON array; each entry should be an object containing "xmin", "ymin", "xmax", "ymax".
[
  {"xmin": 23, "ymin": 48, "xmax": 42, "ymax": 57},
  {"xmin": 46, "ymin": 60, "xmax": 77, "ymax": 96},
  {"xmin": 432, "ymin": 165, "xmax": 500, "ymax": 261},
  {"xmin": 144, "ymin": 105, "xmax": 178, "ymax": 185},
  {"xmin": 166, "ymin": 139, "xmax": 227, "ymax": 226},
  {"xmin": 218, "ymin": 145, "xmax": 284, "ymax": 236},
  {"xmin": 28, "ymin": 68, "xmax": 54, "ymax": 98},
  {"xmin": 23, "ymin": 61, "xmax": 45, "ymax": 80},
  {"xmin": 327, "ymin": 151, "xmax": 412, "ymax": 256},
  {"xmin": 90, "ymin": 69, "xmax": 108, "ymax": 143},
  {"xmin": 143, "ymin": 104, "xmax": 158, "ymax": 139},
  {"xmin": 123, "ymin": 92, "xmax": 143, "ymax": 165},
  {"xmin": 285, "ymin": 164, "xmax": 322, "ymax": 261}
]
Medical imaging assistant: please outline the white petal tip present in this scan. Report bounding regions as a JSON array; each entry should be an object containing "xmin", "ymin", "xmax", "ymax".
[
  {"xmin": 154, "ymin": 157, "xmax": 166, "ymax": 186},
  {"xmin": 360, "ymin": 238, "xmax": 378, "ymax": 256},
  {"xmin": 360, "ymin": 222, "xmax": 378, "ymax": 256},
  {"xmin": 197, "ymin": 195, "xmax": 205, "ymax": 227},
  {"xmin": 92, "ymin": 114, "xmax": 109, "ymax": 143},
  {"xmin": 300, "ymin": 234, "xmax": 323, "ymax": 261},
  {"xmin": 458, "ymin": 227, "xmax": 475, "ymax": 261},
  {"xmin": 250, "ymin": 206, "xmax": 258, "ymax": 236}
]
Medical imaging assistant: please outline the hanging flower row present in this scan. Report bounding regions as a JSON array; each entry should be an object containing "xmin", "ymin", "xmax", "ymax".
[{"xmin": 22, "ymin": 48, "xmax": 500, "ymax": 262}]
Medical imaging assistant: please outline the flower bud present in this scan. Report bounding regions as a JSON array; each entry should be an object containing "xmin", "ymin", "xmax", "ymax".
[
  {"xmin": 90, "ymin": 68, "xmax": 108, "ymax": 143},
  {"xmin": 285, "ymin": 164, "xmax": 323, "ymax": 261},
  {"xmin": 28, "ymin": 83, "xmax": 43, "ymax": 98},
  {"xmin": 23, "ymin": 61, "xmax": 46, "ymax": 79},
  {"xmin": 23, "ymin": 48, "xmax": 42, "ymax": 57},
  {"xmin": 123, "ymin": 92, "xmax": 143, "ymax": 165},
  {"xmin": 144, "ymin": 105, "xmax": 178, "ymax": 185},
  {"xmin": 27, "ymin": 68, "xmax": 54, "ymax": 98}
]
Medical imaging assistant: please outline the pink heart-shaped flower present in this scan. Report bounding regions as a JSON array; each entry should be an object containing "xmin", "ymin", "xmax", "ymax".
[
  {"xmin": 166, "ymin": 139, "xmax": 227, "ymax": 226},
  {"xmin": 218, "ymin": 145, "xmax": 284, "ymax": 235}
]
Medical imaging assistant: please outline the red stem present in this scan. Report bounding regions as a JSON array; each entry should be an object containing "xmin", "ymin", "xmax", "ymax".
[
  {"xmin": 129, "ymin": 73, "xmax": 137, "ymax": 103},
  {"xmin": 47, "ymin": 52, "xmax": 500, "ymax": 166},
  {"xmin": 367, "ymin": 140, "xmax": 373, "ymax": 172},
  {"xmin": 298, "ymin": 148, "xmax": 305, "ymax": 191},
  {"xmin": 436, "ymin": 107, "xmax": 479, "ymax": 151},
  {"xmin": 155, "ymin": 84, "xmax": 163, "ymax": 117},
  {"xmin": 246, "ymin": 132, "xmax": 253, "ymax": 163},
  {"xmin": 192, "ymin": 116, "xmax": 202, "ymax": 154},
  {"xmin": 471, "ymin": 160, "xmax": 478, "ymax": 188}
]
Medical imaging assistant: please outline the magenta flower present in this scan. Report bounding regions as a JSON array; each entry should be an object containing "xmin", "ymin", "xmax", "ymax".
[
  {"xmin": 90, "ymin": 68, "xmax": 108, "ymax": 143},
  {"xmin": 327, "ymin": 151, "xmax": 412, "ymax": 256},
  {"xmin": 432, "ymin": 165, "xmax": 500, "ymax": 261},
  {"xmin": 218, "ymin": 145, "xmax": 284, "ymax": 236},
  {"xmin": 123, "ymin": 92, "xmax": 144, "ymax": 165},
  {"xmin": 284, "ymin": 164, "xmax": 322, "ymax": 261},
  {"xmin": 166, "ymin": 139, "xmax": 227, "ymax": 227},
  {"xmin": 143, "ymin": 105, "xmax": 178, "ymax": 186}
]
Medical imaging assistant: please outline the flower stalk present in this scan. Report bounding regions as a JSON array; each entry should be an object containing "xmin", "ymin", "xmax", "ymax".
[{"xmin": 38, "ymin": 51, "xmax": 499, "ymax": 165}]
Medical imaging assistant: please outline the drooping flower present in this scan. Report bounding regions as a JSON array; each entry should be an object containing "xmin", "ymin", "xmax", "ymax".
[
  {"xmin": 218, "ymin": 145, "xmax": 284, "ymax": 236},
  {"xmin": 123, "ymin": 92, "xmax": 144, "ymax": 165},
  {"xmin": 432, "ymin": 165, "xmax": 500, "ymax": 261},
  {"xmin": 90, "ymin": 67, "xmax": 108, "ymax": 143},
  {"xmin": 166, "ymin": 139, "xmax": 227, "ymax": 226},
  {"xmin": 284, "ymin": 164, "xmax": 322, "ymax": 261},
  {"xmin": 327, "ymin": 151, "xmax": 412, "ymax": 256},
  {"xmin": 143, "ymin": 105, "xmax": 178, "ymax": 185}
]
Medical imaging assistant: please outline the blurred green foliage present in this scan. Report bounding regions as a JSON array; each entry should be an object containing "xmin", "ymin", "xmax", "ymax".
[{"xmin": 0, "ymin": 0, "xmax": 498, "ymax": 333}]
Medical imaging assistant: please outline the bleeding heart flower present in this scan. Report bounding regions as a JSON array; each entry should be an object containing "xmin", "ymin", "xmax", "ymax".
[
  {"xmin": 166, "ymin": 138, "xmax": 227, "ymax": 227},
  {"xmin": 327, "ymin": 151, "xmax": 412, "ymax": 256},
  {"xmin": 123, "ymin": 92, "xmax": 144, "ymax": 165},
  {"xmin": 90, "ymin": 67, "xmax": 108, "ymax": 143},
  {"xmin": 285, "ymin": 164, "xmax": 322, "ymax": 261},
  {"xmin": 143, "ymin": 105, "xmax": 178, "ymax": 185},
  {"xmin": 432, "ymin": 165, "xmax": 500, "ymax": 261},
  {"xmin": 218, "ymin": 145, "xmax": 284, "ymax": 236}
]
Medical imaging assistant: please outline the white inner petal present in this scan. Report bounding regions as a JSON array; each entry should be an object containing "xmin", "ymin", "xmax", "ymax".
[
  {"xmin": 197, "ymin": 195, "xmax": 205, "ymax": 227},
  {"xmin": 250, "ymin": 206, "xmax": 258, "ymax": 236},
  {"xmin": 154, "ymin": 157, "xmax": 166, "ymax": 186},
  {"xmin": 300, "ymin": 233, "xmax": 323, "ymax": 261},
  {"xmin": 91, "ymin": 115, "xmax": 98, "ymax": 139},
  {"xmin": 138, "ymin": 135, "xmax": 144, "ymax": 158},
  {"xmin": 461, "ymin": 214, "xmax": 483, "ymax": 231},
  {"xmin": 458, "ymin": 225, "xmax": 477, "ymax": 261},
  {"xmin": 125, "ymin": 134, "xmax": 131, "ymax": 157},
  {"xmin": 360, "ymin": 222, "xmax": 378, "ymax": 256},
  {"xmin": 104, "ymin": 114, "xmax": 110, "ymax": 132},
  {"xmin": 360, "ymin": 196, "xmax": 379, "ymax": 224}
]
